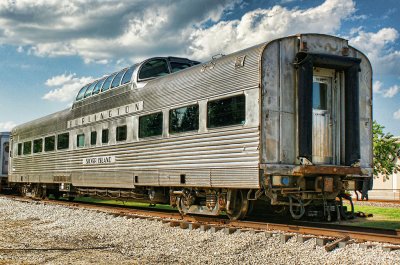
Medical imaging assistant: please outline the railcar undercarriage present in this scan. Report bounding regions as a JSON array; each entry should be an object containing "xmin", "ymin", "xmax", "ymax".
[{"xmin": 14, "ymin": 173, "xmax": 359, "ymax": 221}]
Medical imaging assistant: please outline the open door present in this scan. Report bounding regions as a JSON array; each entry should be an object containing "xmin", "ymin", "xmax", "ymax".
[
  {"xmin": 295, "ymin": 52, "xmax": 361, "ymax": 166},
  {"xmin": 312, "ymin": 73, "xmax": 334, "ymax": 164}
]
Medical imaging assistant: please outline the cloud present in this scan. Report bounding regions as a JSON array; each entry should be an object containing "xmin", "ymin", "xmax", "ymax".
[
  {"xmin": 0, "ymin": 121, "xmax": 17, "ymax": 132},
  {"xmin": 188, "ymin": 0, "xmax": 355, "ymax": 60},
  {"xmin": 43, "ymin": 73, "xmax": 94, "ymax": 102},
  {"xmin": 383, "ymin": 85, "xmax": 399, "ymax": 98},
  {"xmin": 394, "ymin": 109, "xmax": 400, "ymax": 120},
  {"xmin": 0, "ymin": 0, "xmax": 237, "ymax": 63},
  {"xmin": 349, "ymin": 28, "xmax": 400, "ymax": 77},
  {"xmin": 373, "ymin": 80, "xmax": 400, "ymax": 98},
  {"xmin": 373, "ymin": 80, "xmax": 383, "ymax": 94},
  {"xmin": 0, "ymin": 0, "xmax": 357, "ymax": 64}
]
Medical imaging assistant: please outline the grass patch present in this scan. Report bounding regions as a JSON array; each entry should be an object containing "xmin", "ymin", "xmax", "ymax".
[
  {"xmin": 343, "ymin": 204, "xmax": 400, "ymax": 230},
  {"xmin": 64, "ymin": 196, "xmax": 175, "ymax": 211}
]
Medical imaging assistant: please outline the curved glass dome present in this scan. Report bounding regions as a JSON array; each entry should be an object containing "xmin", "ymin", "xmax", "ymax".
[
  {"xmin": 75, "ymin": 56, "xmax": 200, "ymax": 102},
  {"xmin": 75, "ymin": 65, "xmax": 135, "ymax": 101}
]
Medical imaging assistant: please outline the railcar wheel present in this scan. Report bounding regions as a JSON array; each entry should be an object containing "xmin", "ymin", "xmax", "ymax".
[
  {"xmin": 226, "ymin": 189, "xmax": 249, "ymax": 220},
  {"xmin": 31, "ymin": 185, "xmax": 46, "ymax": 199},
  {"xmin": 177, "ymin": 196, "xmax": 189, "ymax": 215}
]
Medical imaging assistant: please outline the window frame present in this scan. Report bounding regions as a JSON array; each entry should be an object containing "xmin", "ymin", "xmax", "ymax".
[
  {"xmin": 23, "ymin": 141, "xmax": 32, "ymax": 155},
  {"xmin": 44, "ymin": 136, "xmax": 56, "ymax": 152},
  {"xmin": 92, "ymin": 78, "xmax": 106, "ymax": 95},
  {"xmin": 77, "ymin": 133, "xmax": 85, "ymax": 148},
  {"xmin": 138, "ymin": 58, "xmax": 171, "ymax": 81},
  {"xmin": 116, "ymin": 125, "xmax": 127, "ymax": 142},
  {"xmin": 207, "ymin": 94, "xmax": 246, "ymax": 129},
  {"xmin": 101, "ymin": 73, "xmax": 117, "ymax": 93},
  {"xmin": 57, "ymin": 132, "xmax": 70, "ymax": 150},
  {"xmin": 139, "ymin": 112, "xmax": 163, "ymax": 138},
  {"xmin": 121, "ymin": 65, "xmax": 135, "ymax": 85},
  {"xmin": 169, "ymin": 104, "xmax": 199, "ymax": 134},
  {"xmin": 101, "ymin": 129, "xmax": 109, "ymax": 144},
  {"xmin": 33, "ymin": 138, "xmax": 43, "ymax": 154},
  {"xmin": 84, "ymin": 81, "xmax": 98, "ymax": 98},
  {"xmin": 90, "ymin": 131, "xmax": 97, "ymax": 146},
  {"xmin": 76, "ymin": 84, "xmax": 90, "ymax": 101},
  {"xmin": 111, "ymin": 68, "xmax": 128, "ymax": 89},
  {"xmin": 17, "ymin": 143, "xmax": 22, "ymax": 156}
]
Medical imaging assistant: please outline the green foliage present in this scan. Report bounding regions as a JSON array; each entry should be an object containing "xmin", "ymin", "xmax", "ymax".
[{"xmin": 373, "ymin": 120, "xmax": 400, "ymax": 178}]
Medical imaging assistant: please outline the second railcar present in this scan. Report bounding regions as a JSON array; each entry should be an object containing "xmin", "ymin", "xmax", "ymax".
[{"xmin": 9, "ymin": 34, "xmax": 372, "ymax": 220}]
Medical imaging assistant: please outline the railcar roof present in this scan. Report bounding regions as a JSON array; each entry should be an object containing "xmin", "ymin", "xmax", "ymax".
[{"xmin": 75, "ymin": 56, "xmax": 200, "ymax": 103}]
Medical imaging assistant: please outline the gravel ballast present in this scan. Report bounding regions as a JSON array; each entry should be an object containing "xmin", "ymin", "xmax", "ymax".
[{"xmin": 0, "ymin": 198, "xmax": 399, "ymax": 265}]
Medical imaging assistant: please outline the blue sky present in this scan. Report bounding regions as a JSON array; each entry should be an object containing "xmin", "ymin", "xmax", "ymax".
[{"xmin": 0, "ymin": 0, "xmax": 399, "ymax": 135}]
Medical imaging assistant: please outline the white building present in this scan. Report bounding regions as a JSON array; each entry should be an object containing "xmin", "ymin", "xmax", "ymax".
[{"xmin": 368, "ymin": 137, "xmax": 400, "ymax": 200}]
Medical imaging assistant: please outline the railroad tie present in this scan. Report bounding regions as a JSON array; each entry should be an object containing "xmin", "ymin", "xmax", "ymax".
[
  {"xmin": 324, "ymin": 236, "xmax": 350, "ymax": 252},
  {"xmin": 280, "ymin": 234, "xmax": 294, "ymax": 244},
  {"xmin": 297, "ymin": 235, "xmax": 314, "ymax": 243},
  {"xmin": 382, "ymin": 246, "xmax": 400, "ymax": 252}
]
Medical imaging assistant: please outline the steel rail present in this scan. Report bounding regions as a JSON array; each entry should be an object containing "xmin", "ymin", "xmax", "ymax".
[{"xmin": 1, "ymin": 195, "xmax": 399, "ymax": 245}]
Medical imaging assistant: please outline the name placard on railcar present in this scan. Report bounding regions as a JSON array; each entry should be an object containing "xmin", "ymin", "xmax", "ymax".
[
  {"xmin": 67, "ymin": 101, "xmax": 143, "ymax": 128},
  {"xmin": 83, "ymin": 156, "xmax": 116, "ymax": 165}
]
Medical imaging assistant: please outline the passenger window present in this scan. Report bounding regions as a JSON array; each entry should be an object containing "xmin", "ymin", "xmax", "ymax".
[
  {"xmin": 101, "ymin": 73, "xmax": 117, "ymax": 92},
  {"xmin": 207, "ymin": 95, "xmax": 246, "ymax": 128},
  {"xmin": 92, "ymin": 78, "xmax": 105, "ymax": 95},
  {"xmin": 76, "ymin": 84, "xmax": 89, "ymax": 101},
  {"xmin": 91, "ymin": 131, "xmax": 97, "ymax": 145},
  {"xmin": 312, "ymin": 82, "xmax": 328, "ymax": 110},
  {"xmin": 116, "ymin": 125, "xmax": 127, "ymax": 141},
  {"xmin": 18, "ymin": 143, "xmax": 22, "ymax": 156},
  {"xmin": 23, "ymin": 141, "xmax": 32, "ymax": 155},
  {"xmin": 111, "ymin": 68, "xmax": 127, "ymax": 89},
  {"xmin": 139, "ymin": 112, "xmax": 163, "ymax": 138},
  {"xmin": 170, "ymin": 62, "xmax": 191, "ymax": 73},
  {"xmin": 102, "ymin": 129, "xmax": 109, "ymax": 144},
  {"xmin": 139, "ymin": 59, "xmax": 169, "ymax": 80},
  {"xmin": 77, "ymin": 134, "xmax": 85, "ymax": 148},
  {"xmin": 169, "ymin": 105, "xmax": 199, "ymax": 133},
  {"xmin": 45, "ymin": 136, "xmax": 55, "ymax": 152},
  {"xmin": 57, "ymin": 133, "xmax": 69, "ymax": 150},
  {"xmin": 84, "ymin": 81, "xmax": 98, "ymax": 98},
  {"xmin": 33, "ymin": 139, "xmax": 43, "ymax": 153},
  {"xmin": 121, "ymin": 65, "xmax": 135, "ymax": 85}
]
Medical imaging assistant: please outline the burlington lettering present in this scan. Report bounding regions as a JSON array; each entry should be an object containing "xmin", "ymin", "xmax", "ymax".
[{"xmin": 67, "ymin": 101, "xmax": 143, "ymax": 128}]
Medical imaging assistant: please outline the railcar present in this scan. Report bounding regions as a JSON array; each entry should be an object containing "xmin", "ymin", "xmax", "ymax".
[
  {"xmin": 0, "ymin": 132, "xmax": 10, "ymax": 190},
  {"xmin": 8, "ymin": 34, "xmax": 373, "ymax": 220}
]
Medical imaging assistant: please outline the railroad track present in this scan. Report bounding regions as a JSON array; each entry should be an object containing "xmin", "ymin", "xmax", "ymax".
[{"xmin": 1, "ymin": 194, "xmax": 399, "ymax": 251}]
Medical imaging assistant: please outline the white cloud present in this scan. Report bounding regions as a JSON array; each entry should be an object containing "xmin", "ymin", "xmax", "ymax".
[
  {"xmin": 0, "ymin": 0, "xmax": 237, "ymax": 63},
  {"xmin": 349, "ymin": 28, "xmax": 400, "ymax": 76},
  {"xmin": 373, "ymin": 80, "xmax": 400, "ymax": 98},
  {"xmin": 394, "ymin": 109, "xmax": 400, "ymax": 120},
  {"xmin": 43, "ymin": 73, "xmax": 94, "ymax": 102},
  {"xmin": 188, "ymin": 0, "xmax": 355, "ymax": 60},
  {"xmin": 383, "ymin": 85, "xmax": 399, "ymax": 98},
  {"xmin": 373, "ymin": 80, "xmax": 383, "ymax": 94},
  {"xmin": 0, "ymin": 0, "xmax": 360, "ymax": 64},
  {"xmin": 0, "ymin": 121, "xmax": 17, "ymax": 132}
]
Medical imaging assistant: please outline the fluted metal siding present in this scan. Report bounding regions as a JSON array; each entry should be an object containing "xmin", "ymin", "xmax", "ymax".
[
  {"xmin": 10, "ymin": 44, "xmax": 264, "ymax": 189},
  {"xmin": 11, "ymin": 126, "xmax": 260, "ymax": 188}
]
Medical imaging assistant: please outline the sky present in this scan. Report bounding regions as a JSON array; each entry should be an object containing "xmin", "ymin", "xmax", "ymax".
[{"xmin": 0, "ymin": 0, "xmax": 399, "ymax": 135}]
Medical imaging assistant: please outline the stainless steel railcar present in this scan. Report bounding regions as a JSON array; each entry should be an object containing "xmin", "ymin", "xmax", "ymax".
[
  {"xmin": 0, "ymin": 132, "xmax": 10, "ymax": 190},
  {"xmin": 9, "ymin": 34, "xmax": 373, "ymax": 220}
]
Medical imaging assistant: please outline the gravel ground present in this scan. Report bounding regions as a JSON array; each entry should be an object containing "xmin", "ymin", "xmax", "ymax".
[{"xmin": 0, "ymin": 198, "xmax": 399, "ymax": 265}]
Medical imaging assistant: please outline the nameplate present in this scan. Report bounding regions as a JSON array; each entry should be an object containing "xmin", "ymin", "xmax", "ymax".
[
  {"xmin": 83, "ymin": 156, "xmax": 116, "ymax": 165},
  {"xmin": 68, "ymin": 101, "xmax": 143, "ymax": 128}
]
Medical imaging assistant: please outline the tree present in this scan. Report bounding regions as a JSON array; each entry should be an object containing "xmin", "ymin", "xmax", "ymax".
[{"xmin": 373, "ymin": 120, "xmax": 400, "ymax": 179}]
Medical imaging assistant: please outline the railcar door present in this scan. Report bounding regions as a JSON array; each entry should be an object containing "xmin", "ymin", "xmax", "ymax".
[{"xmin": 312, "ymin": 69, "xmax": 336, "ymax": 165}]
